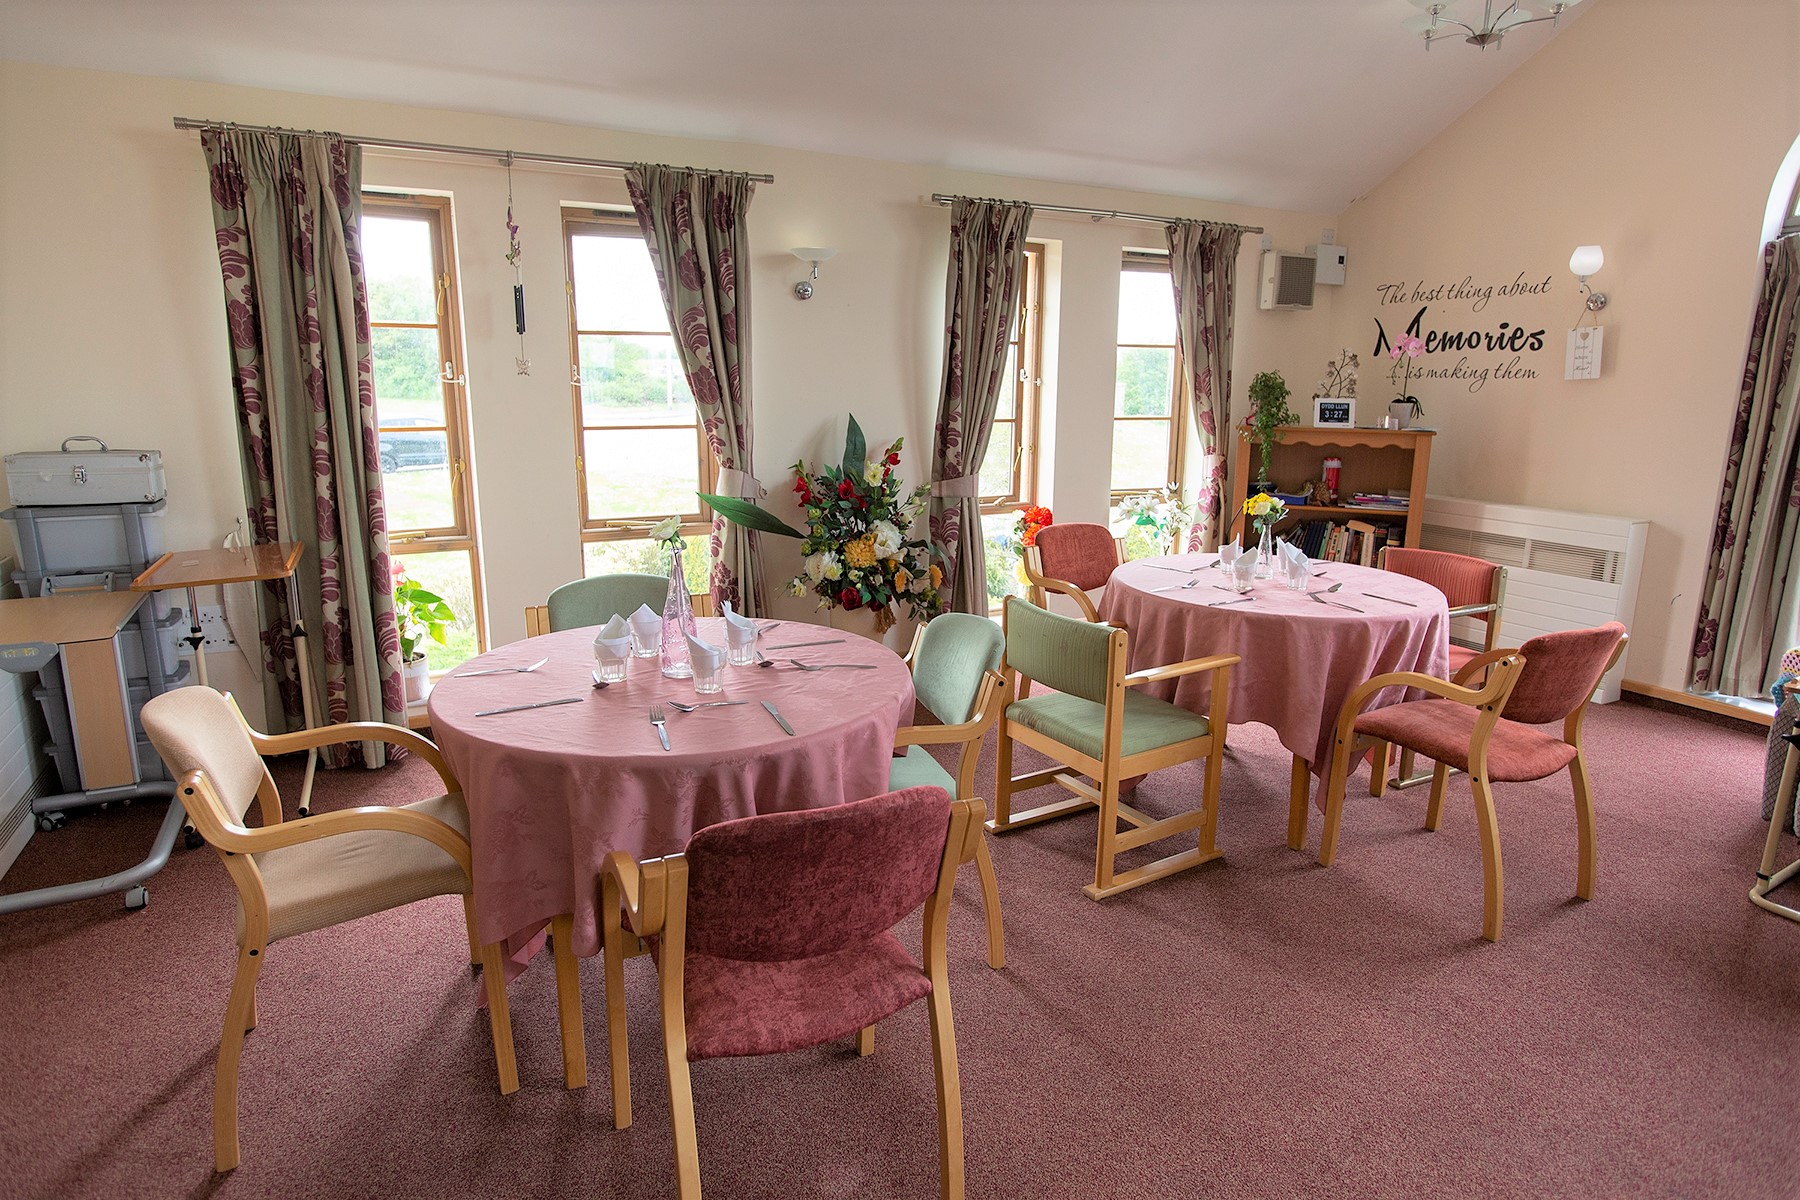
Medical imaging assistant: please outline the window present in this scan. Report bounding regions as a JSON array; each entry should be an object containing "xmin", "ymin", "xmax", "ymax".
[
  {"xmin": 979, "ymin": 244, "xmax": 1045, "ymax": 608},
  {"xmin": 363, "ymin": 194, "xmax": 485, "ymax": 672},
  {"xmin": 1110, "ymin": 255, "xmax": 1182, "ymax": 497},
  {"xmin": 565, "ymin": 211, "xmax": 712, "ymax": 586}
]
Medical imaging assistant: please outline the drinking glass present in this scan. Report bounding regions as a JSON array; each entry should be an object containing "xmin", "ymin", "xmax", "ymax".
[
  {"xmin": 1231, "ymin": 556, "xmax": 1256, "ymax": 593},
  {"xmin": 629, "ymin": 622, "xmax": 659, "ymax": 658},
  {"xmin": 692, "ymin": 657, "xmax": 724, "ymax": 694},
  {"xmin": 725, "ymin": 623, "xmax": 757, "ymax": 666},
  {"xmin": 594, "ymin": 644, "xmax": 630, "ymax": 683}
]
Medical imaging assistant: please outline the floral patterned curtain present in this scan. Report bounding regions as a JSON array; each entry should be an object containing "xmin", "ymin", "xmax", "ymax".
[
  {"xmin": 927, "ymin": 198, "xmax": 1033, "ymax": 613},
  {"xmin": 625, "ymin": 164, "xmax": 765, "ymax": 616},
  {"xmin": 1691, "ymin": 235, "xmax": 1800, "ymax": 696},
  {"xmin": 1166, "ymin": 221, "xmax": 1244, "ymax": 552},
  {"xmin": 202, "ymin": 130, "xmax": 402, "ymax": 763}
]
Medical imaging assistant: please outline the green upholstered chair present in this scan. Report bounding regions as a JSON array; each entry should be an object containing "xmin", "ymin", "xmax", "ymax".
[
  {"xmin": 544, "ymin": 574, "xmax": 670, "ymax": 633},
  {"xmin": 991, "ymin": 597, "xmax": 1239, "ymax": 900},
  {"xmin": 891, "ymin": 612, "xmax": 1009, "ymax": 968}
]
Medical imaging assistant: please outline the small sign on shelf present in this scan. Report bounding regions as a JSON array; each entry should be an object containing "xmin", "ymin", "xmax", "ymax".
[{"xmin": 1313, "ymin": 397, "xmax": 1355, "ymax": 428}]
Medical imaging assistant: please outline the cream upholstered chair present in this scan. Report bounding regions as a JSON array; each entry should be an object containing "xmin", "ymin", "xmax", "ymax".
[
  {"xmin": 525, "ymin": 573, "xmax": 715, "ymax": 636},
  {"xmin": 596, "ymin": 787, "xmax": 984, "ymax": 1200},
  {"xmin": 892, "ymin": 612, "xmax": 1009, "ymax": 967},
  {"xmin": 1021, "ymin": 522, "xmax": 1126, "ymax": 623},
  {"xmin": 1317, "ymin": 623, "xmax": 1627, "ymax": 941},
  {"xmin": 140, "ymin": 686, "xmax": 518, "ymax": 1172},
  {"xmin": 991, "ymin": 597, "xmax": 1238, "ymax": 898}
]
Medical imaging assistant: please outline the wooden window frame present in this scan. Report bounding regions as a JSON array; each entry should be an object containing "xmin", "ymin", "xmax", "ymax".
[
  {"xmin": 564, "ymin": 210, "xmax": 717, "ymax": 552},
  {"xmin": 1109, "ymin": 252, "xmax": 1187, "ymax": 502},
  {"xmin": 363, "ymin": 192, "xmax": 487, "ymax": 657},
  {"xmin": 978, "ymin": 243, "xmax": 1046, "ymax": 516}
]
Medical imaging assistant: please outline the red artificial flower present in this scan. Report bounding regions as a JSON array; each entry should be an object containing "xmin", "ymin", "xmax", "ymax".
[
  {"xmin": 885, "ymin": 452, "xmax": 901, "ymax": 466},
  {"xmin": 838, "ymin": 479, "xmax": 855, "ymax": 499},
  {"xmin": 838, "ymin": 587, "xmax": 861, "ymax": 609},
  {"xmin": 792, "ymin": 477, "xmax": 808, "ymax": 495}
]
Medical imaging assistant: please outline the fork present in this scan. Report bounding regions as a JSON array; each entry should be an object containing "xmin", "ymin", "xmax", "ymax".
[
  {"xmin": 649, "ymin": 704, "xmax": 670, "ymax": 751},
  {"xmin": 663, "ymin": 699, "xmax": 748, "ymax": 711},
  {"xmin": 1152, "ymin": 579, "xmax": 1204, "ymax": 593},
  {"xmin": 455, "ymin": 656, "xmax": 549, "ymax": 678},
  {"xmin": 781, "ymin": 660, "xmax": 878, "ymax": 672}
]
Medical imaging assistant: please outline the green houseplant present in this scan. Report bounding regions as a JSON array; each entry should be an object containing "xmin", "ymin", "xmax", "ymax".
[
  {"xmin": 392, "ymin": 563, "xmax": 456, "ymax": 701},
  {"xmin": 1244, "ymin": 370, "xmax": 1300, "ymax": 490}
]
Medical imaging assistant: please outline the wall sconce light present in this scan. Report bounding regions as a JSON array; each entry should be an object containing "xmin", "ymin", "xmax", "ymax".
[
  {"xmin": 1569, "ymin": 244, "xmax": 1607, "ymax": 318},
  {"xmin": 791, "ymin": 246, "xmax": 836, "ymax": 300}
]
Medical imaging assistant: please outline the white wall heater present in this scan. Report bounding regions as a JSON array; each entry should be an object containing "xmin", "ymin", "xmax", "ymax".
[{"xmin": 1420, "ymin": 496, "xmax": 1649, "ymax": 703}]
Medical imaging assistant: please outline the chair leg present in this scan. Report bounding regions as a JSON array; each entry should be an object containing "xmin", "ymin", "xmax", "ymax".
[
  {"xmin": 1198, "ymin": 736, "xmax": 1223, "ymax": 858},
  {"xmin": 993, "ymin": 726, "xmax": 1014, "ymax": 826},
  {"xmin": 1318, "ymin": 736, "xmax": 1358, "ymax": 867},
  {"xmin": 927, "ymin": 977, "xmax": 966, "ymax": 1200},
  {"xmin": 213, "ymin": 943, "xmax": 264, "ymax": 1173},
  {"xmin": 550, "ymin": 914, "xmax": 587, "ymax": 1090},
  {"xmin": 1091, "ymin": 772, "xmax": 1124, "ymax": 895},
  {"xmin": 857, "ymin": 1026, "xmax": 876, "ymax": 1057},
  {"xmin": 461, "ymin": 894, "xmax": 480, "ymax": 968},
  {"xmin": 1367, "ymin": 741, "xmax": 1391, "ymax": 798},
  {"xmin": 660, "ymin": 983, "xmax": 702, "ymax": 1200},
  {"xmin": 1424, "ymin": 762, "xmax": 1451, "ymax": 831},
  {"xmin": 1471, "ymin": 774, "xmax": 1505, "ymax": 942},
  {"xmin": 1570, "ymin": 752, "xmax": 1597, "ymax": 901},
  {"xmin": 601, "ymin": 904, "xmax": 633, "ymax": 1130},
  {"xmin": 972, "ymin": 834, "xmax": 1006, "ymax": 970},
  {"xmin": 1288, "ymin": 755, "xmax": 1310, "ymax": 851},
  {"xmin": 476, "ymin": 940, "xmax": 520, "ymax": 1095}
]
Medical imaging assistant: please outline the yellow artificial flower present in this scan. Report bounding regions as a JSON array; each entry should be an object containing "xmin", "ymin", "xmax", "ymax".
[
  {"xmin": 893, "ymin": 567, "xmax": 911, "ymax": 594},
  {"xmin": 1244, "ymin": 494, "xmax": 1272, "ymax": 518},
  {"xmin": 928, "ymin": 563, "xmax": 944, "ymax": 589},
  {"xmin": 845, "ymin": 535, "xmax": 877, "ymax": 569}
]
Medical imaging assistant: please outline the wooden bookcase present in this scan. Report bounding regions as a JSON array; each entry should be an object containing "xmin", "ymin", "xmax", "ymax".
[{"xmin": 1228, "ymin": 426, "xmax": 1435, "ymax": 548}]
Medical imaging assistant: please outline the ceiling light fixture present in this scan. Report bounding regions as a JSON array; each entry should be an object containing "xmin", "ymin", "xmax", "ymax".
[{"xmin": 1403, "ymin": 0, "xmax": 1584, "ymax": 51}]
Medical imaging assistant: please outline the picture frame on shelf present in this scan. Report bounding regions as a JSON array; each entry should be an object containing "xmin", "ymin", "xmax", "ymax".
[{"xmin": 1313, "ymin": 397, "xmax": 1354, "ymax": 428}]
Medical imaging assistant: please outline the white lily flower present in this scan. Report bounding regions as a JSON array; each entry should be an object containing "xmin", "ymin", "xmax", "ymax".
[
  {"xmin": 648, "ymin": 515, "xmax": 682, "ymax": 543},
  {"xmin": 870, "ymin": 520, "xmax": 902, "ymax": 557}
]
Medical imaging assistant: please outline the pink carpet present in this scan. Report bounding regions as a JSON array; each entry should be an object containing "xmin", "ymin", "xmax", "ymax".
[{"xmin": 1, "ymin": 699, "xmax": 1796, "ymax": 1198}]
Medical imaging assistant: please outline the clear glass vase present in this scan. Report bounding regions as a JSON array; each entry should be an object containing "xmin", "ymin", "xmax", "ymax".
[
  {"xmin": 659, "ymin": 541, "xmax": 698, "ymax": 679},
  {"xmin": 1255, "ymin": 523, "xmax": 1276, "ymax": 579}
]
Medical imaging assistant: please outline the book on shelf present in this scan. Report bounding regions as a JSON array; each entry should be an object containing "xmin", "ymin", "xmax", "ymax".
[{"xmin": 1287, "ymin": 517, "xmax": 1398, "ymax": 564}]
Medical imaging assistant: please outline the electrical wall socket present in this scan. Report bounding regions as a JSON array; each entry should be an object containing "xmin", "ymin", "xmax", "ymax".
[{"xmin": 161, "ymin": 604, "xmax": 236, "ymax": 662}]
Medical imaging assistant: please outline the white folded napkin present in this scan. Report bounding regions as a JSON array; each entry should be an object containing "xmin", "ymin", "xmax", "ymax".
[
  {"xmin": 595, "ymin": 614, "xmax": 632, "ymax": 661},
  {"xmin": 1237, "ymin": 546, "xmax": 1259, "ymax": 571},
  {"xmin": 628, "ymin": 604, "xmax": 661, "ymax": 644},
  {"xmin": 720, "ymin": 602, "xmax": 757, "ymax": 645},
  {"xmin": 684, "ymin": 631, "xmax": 725, "ymax": 671},
  {"xmin": 1219, "ymin": 537, "xmax": 1243, "ymax": 568},
  {"xmin": 1281, "ymin": 541, "xmax": 1311, "ymax": 586}
]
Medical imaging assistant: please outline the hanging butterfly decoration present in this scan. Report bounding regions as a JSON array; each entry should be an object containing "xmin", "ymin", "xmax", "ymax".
[{"xmin": 505, "ymin": 153, "xmax": 528, "ymax": 374}]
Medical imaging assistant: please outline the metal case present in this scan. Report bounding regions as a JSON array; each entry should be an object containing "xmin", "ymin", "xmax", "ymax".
[{"xmin": 5, "ymin": 436, "xmax": 167, "ymax": 506}]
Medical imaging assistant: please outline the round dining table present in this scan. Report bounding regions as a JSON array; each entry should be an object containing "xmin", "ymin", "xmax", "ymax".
[
  {"xmin": 427, "ymin": 618, "xmax": 915, "ymax": 960},
  {"xmin": 1098, "ymin": 555, "xmax": 1450, "ymax": 839}
]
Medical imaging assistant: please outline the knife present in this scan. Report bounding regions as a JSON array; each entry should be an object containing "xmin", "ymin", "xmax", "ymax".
[
  {"xmin": 475, "ymin": 696, "xmax": 584, "ymax": 717},
  {"xmin": 1363, "ymin": 592, "xmax": 1418, "ymax": 607},
  {"xmin": 761, "ymin": 699, "xmax": 796, "ymax": 736},
  {"xmin": 765, "ymin": 639, "xmax": 846, "ymax": 651}
]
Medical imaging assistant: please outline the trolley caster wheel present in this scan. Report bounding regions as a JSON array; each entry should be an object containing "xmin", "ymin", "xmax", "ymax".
[
  {"xmin": 124, "ymin": 886, "xmax": 149, "ymax": 911},
  {"xmin": 184, "ymin": 828, "xmax": 205, "ymax": 850},
  {"xmin": 36, "ymin": 812, "xmax": 67, "ymax": 832},
  {"xmin": 297, "ymin": 808, "xmax": 310, "ymax": 818}
]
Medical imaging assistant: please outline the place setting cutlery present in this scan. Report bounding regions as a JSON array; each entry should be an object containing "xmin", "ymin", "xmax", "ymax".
[
  {"xmin": 761, "ymin": 700, "xmax": 796, "ymax": 736},
  {"xmin": 475, "ymin": 694, "xmax": 584, "ymax": 717},
  {"xmin": 1144, "ymin": 563, "xmax": 1208, "ymax": 576},
  {"xmin": 455, "ymin": 656, "xmax": 549, "ymax": 678},
  {"xmin": 1207, "ymin": 595, "xmax": 1257, "ymax": 607},
  {"xmin": 1306, "ymin": 583, "xmax": 1363, "ymax": 612},
  {"xmin": 649, "ymin": 704, "xmax": 670, "ymax": 751},
  {"xmin": 1152, "ymin": 579, "xmax": 1204, "ymax": 593},
  {"xmin": 779, "ymin": 659, "xmax": 877, "ymax": 672},
  {"xmin": 763, "ymin": 638, "xmax": 845, "ymax": 651},
  {"xmin": 663, "ymin": 699, "xmax": 748, "ymax": 712},
  {"xmin": 1361, "ymin": 592, "xmax": 1418, "ymax": 607}
]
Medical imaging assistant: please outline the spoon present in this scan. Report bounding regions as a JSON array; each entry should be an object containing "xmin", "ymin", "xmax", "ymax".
[
  {"xmin": 1309, "ymin": 582, "xmax": 1344, "ymax": 595},
  {"xmin": 1152, "ymin": 579, "xmax": 1203, "ymax": 593},
  {"xmin": 591, "ymin": 670, "xmax": 610, "ymax": 689},
  {"xmin": 663, "ymin": 699, "xmax": 749, "ymax": 711},
  {"xmin": 782, "ymin": 660, "xmax": 878, "ymax": 672}
]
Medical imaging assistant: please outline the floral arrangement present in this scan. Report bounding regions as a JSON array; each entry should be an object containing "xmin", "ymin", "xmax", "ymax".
[
  {"xmin": 1387, "ymin": 334, "xmax": 1426, "ymax": 417},
  {"xmin": 1317, "ymin": 348, "xmax": 1359, "ymax": 398},
  {"xmin": 1119, "ymin": 487, "xmax": 1195, "ymax": 554},
  {"xmin": 1015, "ymin": 504, "xmax": 1053, "ymax": 548},
  {"xmin": 1243, "ymin": 492, "xmax": 1288, "ymax": 539},
  {"xmin": 701, "ymin": 415, "xmax": 945, "ymax": 633},
  {"xmin": 648, "ymin": 514, "xmax": 684, "ymax": 548},
  {"xmin": 392, "ymin": 563, "xmax": 455, "ymax": 664}
]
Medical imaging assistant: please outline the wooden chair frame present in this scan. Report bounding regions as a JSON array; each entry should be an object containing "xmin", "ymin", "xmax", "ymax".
[
  {"xmin": 1318, "ymin": 636, "xmax": 1624, "ymax": 942},
  {"xmin": 1752, "ymin": 725, "xmax": 1800, "ymax": 925},
  {"xmin": 898, "ymin": 623, "xmax": 1010, "ymax": 968},
  {"xmin": 525, "ymin": 590, "xmax": 715, "ymax": 637},
  {"xmin": 990, "ymin": 600, "xmax": 1239, "ymax": 899},
  {"xmin": 177, "ymin": 711, "xmax": 518, "ymax": 1172},
  {"xmin": 1375, "ymin": 547, "xmax": 1511, "ymax": 790},
  {"xmin": 597, "ymin": 797, "xmax": 984, "ymax": 1200},
  {"xmin": 1020, "ymin": 535, "xmax": 1126, "ymax": 624}
]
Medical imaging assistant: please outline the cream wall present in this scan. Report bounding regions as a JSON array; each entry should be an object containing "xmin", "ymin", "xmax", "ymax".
[
  {"xmin": 0, "ymin": 61, "xmax": 1339, "ymax": 681},
  {"xmin": 1331, "ymin": 1, "xmax": 1800, "ymax": 693}
]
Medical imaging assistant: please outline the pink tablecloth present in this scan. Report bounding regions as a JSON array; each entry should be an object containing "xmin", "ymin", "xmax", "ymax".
[
  {"xmin": 428, "ymin": 619, "xmax": 914, "ymax": 959},
  {"xmin": 1098, "ymin": 557, "xmax": 1450, "ymax": 792}
]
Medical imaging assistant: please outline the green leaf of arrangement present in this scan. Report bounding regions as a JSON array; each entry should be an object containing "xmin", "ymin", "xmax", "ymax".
[
  {"xmin": 698, "ymin": 493, "xmax": 806, "ymax": 538},
  {"xmin": 842, "ymin": 414, "xmax": 866, "ymax": 479}
]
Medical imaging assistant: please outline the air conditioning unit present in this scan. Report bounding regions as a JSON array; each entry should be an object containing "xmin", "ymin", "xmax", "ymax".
[
  {"xmin": 1259, "ymin": 250, "xmax": 1316, "ymax": 310},
  {"xmin": 1420, "ymin": 496, "xmax": 1649, "ymax": 703}
]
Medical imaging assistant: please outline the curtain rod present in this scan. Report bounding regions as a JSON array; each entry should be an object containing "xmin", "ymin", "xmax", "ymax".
[
  {"xmin": 928, "ymin": 192, "xmax": 1261, "ymax": 235},
  {"xmin": 171, "ymin": 117, "xmax": 775, "ymax": 183}
]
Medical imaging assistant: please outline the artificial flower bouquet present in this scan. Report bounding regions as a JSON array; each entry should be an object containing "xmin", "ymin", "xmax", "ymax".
[
  {"xmin": 1243, "ymin": 491, "xmax": 1288, "ymax": 537},
  {"xmin": 701, "ymin": 415, "xmax": 945, "ymax": 633},
  {"xmin": 1118, "ymin": 486, "xmax": 1195, "ymax": 554},
  {"xmin": 1015, "ymin": 504, "xmax": 1053, "ymax": 548}
]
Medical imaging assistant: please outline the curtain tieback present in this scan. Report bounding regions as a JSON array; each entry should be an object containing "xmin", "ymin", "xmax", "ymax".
[
  {"xmin": 930, "ymin": 475, "xmax": 980, "ymax": 498},
  {"xmin": 714, "ymin": 467, "xmax": 763, "ymax": 499}
]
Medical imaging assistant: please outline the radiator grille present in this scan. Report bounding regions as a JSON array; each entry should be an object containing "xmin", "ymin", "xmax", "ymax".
[{"xmin": 1422, "ymin": 524, "xmax": 1619, "ymax": 583}]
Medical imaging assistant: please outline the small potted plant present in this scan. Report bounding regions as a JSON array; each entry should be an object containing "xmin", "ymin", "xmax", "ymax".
[
  {"xmin": 393, "ymin": 563, "xmax": 455, "ymax": 702},
  {"xmin": 1244, "ymin": 370, "xmax": 1301, "ymax": 493},
  {"xmin": 1387, "ymin": 334, "xmax": 1427, "ymax": 428}
]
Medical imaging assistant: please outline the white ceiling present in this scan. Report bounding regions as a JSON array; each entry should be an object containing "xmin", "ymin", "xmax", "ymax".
[{"xmin": 0, "ymin": 0, "xmax": 1588, "ymax": 213}]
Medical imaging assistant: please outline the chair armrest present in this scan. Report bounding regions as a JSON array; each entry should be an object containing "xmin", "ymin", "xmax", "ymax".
[
  {"xmin": 248, "ymin": 722, "xmax": 460, "ymax": 793},
  {"xmin": 206, "ymin": 798, "xmax": 472, "ymax": 875},
  {"xmin": 1337, "ymin": 657, "xmax": 1523, "ymax": 734},
  {"xmin": 896, "ymin": 724, "xmax": 976, "ymax": 748},
  {"xmin": 602, "ymin": 850, "xmax": 667, "ymax": 939},
  {"xmin": 1124, "ymin": 653, "xmax": 1242, "ymax": 687},
  {"xmin": 895, "ymin": 670, "xmax": 1007, "ymax": 748},
  {"xmin": 1451, "ymin": 647, "xmax": 1519, "ymax": 686},
  {"xmin": 1447, "ymin": 602, "xmax": 1500, "ymax": 620},
  {"xmin": 1026, "ymin": 572, "xmax": 1103, "ymax": 622}
]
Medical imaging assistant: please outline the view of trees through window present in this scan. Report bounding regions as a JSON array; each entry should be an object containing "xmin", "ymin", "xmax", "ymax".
[
  {"xmin": 1111, "ymin": 261, "xmax": 1181, "ymax": 496},
  {"xmin": 980, "ymin": 244, "xmax": 1044, "ymax": 609}
]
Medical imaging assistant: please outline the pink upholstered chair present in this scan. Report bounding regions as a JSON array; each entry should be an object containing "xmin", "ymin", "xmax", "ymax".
[
  {"xmin": 595, "ymin": 786, "xmax": 983, "ymax": 1200},
  {"xmin": 1023, "ymin": 521, "xmax": 1125, "ymax": 623},
  {"xmin": 1317, "ymin": 622, "xmax": 1628, "ymax": 942}
]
